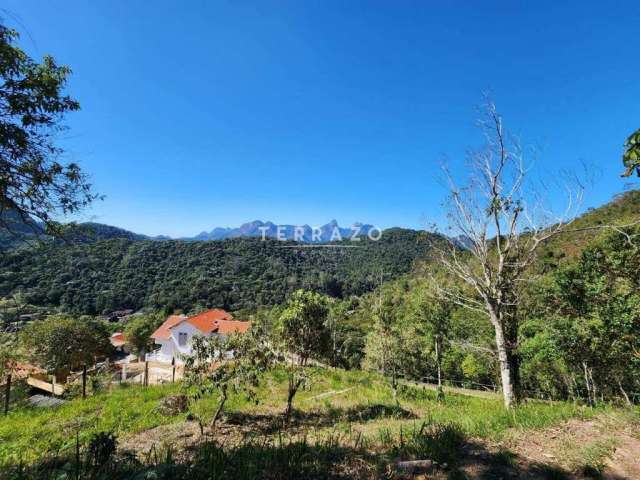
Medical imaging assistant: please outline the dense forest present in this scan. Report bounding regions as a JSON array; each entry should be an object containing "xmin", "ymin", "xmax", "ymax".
[{"xmin": 0, "ymin": 228, "xmax": 438, "ymax": 315}]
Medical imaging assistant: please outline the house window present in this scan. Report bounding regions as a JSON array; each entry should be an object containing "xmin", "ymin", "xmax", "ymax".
[{"xmin": 178, "ymin": 332, "xmax": 188, "ymax": 346}]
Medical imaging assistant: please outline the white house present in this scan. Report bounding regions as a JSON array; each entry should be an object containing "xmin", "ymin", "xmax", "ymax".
[{"xmin": 147, "ymin": 309, "xmax": 251, "ymax": 364}]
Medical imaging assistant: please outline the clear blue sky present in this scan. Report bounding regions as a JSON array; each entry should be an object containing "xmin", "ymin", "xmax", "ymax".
[{"xmin": 2, "ymin": 1, "xmax": 639, "ymax": 237}]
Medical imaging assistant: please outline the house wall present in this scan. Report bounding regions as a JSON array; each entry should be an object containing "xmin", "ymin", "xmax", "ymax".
[{"xmin": 152, "ymin": 322, "xmax": 220, "ymax": 364}]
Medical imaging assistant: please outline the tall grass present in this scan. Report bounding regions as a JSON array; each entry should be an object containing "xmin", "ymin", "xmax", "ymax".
[{"xmin": 0, "ymin": 367, "xmax": 610, "ymax": 473}]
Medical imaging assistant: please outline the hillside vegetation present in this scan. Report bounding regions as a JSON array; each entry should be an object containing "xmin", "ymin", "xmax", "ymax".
[
  {"xmin": 537, "ymin": 189, "xmax": 640, "ymax": 271},
  {"xmin": 3, "ymin": 368, "xmax": 637, "ymax": 479},
  {"xmin": 0, "ymin": 229, "xmax": 436, "ymax": 315}
]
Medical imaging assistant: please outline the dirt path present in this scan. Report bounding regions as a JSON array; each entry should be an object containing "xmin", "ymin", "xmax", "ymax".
[{"xmin": 488, "ymin": 411, "xmax": 640, "ymax": 479}]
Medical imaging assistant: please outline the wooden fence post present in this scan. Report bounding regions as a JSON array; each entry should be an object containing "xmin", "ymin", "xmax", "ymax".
[
  {"xmin": 172, "ymin": 357, "xmax": 176, "ymax": 383},
  {"xmin": 82, "ymin": 365, "xmax": 87, "ymax": 398},
  {"xmin": 52, "ymin": 375, "xmax": 56, "ymax": 395},
  {"xmin": 144, "ymin": 361, "xmax": 149, "ymax": 387},
  {"xmin": 3, "ymin": 374, "xmax": 11, "ymax": 415},
  {"xmin": 121, "ymin": 364, "xmax": 126, "ymax": 383}
]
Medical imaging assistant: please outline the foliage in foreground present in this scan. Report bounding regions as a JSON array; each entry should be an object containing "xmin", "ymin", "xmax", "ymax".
[{"xmin": 0, "ymin": 24, "xmax": 98, "ymax": 242}]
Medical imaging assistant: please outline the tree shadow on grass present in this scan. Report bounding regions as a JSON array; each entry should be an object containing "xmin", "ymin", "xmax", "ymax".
[
  {"xmin": 443, "ymin": 440, "xmax": 629, "ymax": 480},
  {"xmin": 223, "ymin": 402, "xmax": 416, "ymax": 434},
  {"xmin": 0, "ymin": 438, "xmax": 378, "ymax": 480},
  {"xmin": 2, "ymin": 434, "xmax": 625, "ymax": 480}
]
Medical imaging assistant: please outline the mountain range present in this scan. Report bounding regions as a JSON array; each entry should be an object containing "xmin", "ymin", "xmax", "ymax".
[
  {"xmin": 188, "ymin": 220, "xmax": 378, "ymax": 242},
  {"xmin": 0, "ymin": 215, "xmax": 381, "ymax": 248}
]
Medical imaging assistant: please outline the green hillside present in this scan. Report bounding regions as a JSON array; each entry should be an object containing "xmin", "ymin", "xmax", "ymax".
[
  {"xmin": 0, "ymin": 228, "xmax": 438, "ymax": 315},
  {"xmin": 537, "ymin": 189, "xmax": 640, "ymax": 270}
]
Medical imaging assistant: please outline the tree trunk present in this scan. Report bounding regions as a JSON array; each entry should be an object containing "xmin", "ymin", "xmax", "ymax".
[
  {"xmin": 435, "ymin": 335, "xmax": 444, "ymax": 402},
  {"xmin": 3, "ymin": 374, "xmax": 11, "ymax": 416},
  {"xmin": 493, "ymin": 321, "xmax": 516, "ymax": 409},
  {"xmin": 582, "ymin": 362, "xmax": 593, "ymax": 407},
  {"xmin": 285, "ymin": 377, "xmax": 302, "ymax": 425},
  {"xmin": 618, "ymin": 380, "xmax": 632, "ymax": 407},
  {"xmin": 210, "ymin": 387, "xmax": 228, "ymax": 431}
]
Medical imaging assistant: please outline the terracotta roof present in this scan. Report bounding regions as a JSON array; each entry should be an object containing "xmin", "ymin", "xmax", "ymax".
[
  {"xmin": 216, "ymin": 319, "xmax": 252, "ymax": 334},
  {"xmin": 110, "ymin": 332, "xmax": 126, "ymax": 347},
  {"xmin": 151, "ymin": 310, "xmax": 251, "ymax": 340},
  {"xmin": 186, "ymin": 309, "xmax": 234, "ymax": 333},
  {"xmin": 151, "ymin": 314, "xmax": 187, "ymax": 340}
]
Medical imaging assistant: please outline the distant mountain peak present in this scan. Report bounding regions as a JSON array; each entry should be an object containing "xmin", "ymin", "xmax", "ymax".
[{"xmin": 182, "ymin": 220, "xmax": 379, "ymax": 243}]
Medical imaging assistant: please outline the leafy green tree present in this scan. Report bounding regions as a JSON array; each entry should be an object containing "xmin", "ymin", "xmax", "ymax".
[
  {"xmin": 0, "ymin": 24, "xmax": 98, "ymax": 237},
  {"xmin": 20, "ymin": 315, "xmax": 112, "ymax": 376},
  {"xmin": 184, "ymin": 324, "xmax": 273, "ymax": 431},
  {"xmin": 123, "ymin": 313, "xmax": 164, "ymax": 358},
  {"xmin": 408, "ymin": 281, "xmax": 454, "ymax": 400},
  {"xmin": 363, "ymin": 280, "xmax": 429, "ymax": 399},
  {"xmin": 278, "ymin": 289, "xmax": 330, "ymax": 423},
  {"xmin": 551, "ymin": 228, "xmax": 640, "ymax": 404},
  {"xmin": 622, "ymin": 129, "xmax": 640, "ymax": 177},
  {"xmin": 327, "ymin": 297, "xmax": 366, "ymax": 369}
]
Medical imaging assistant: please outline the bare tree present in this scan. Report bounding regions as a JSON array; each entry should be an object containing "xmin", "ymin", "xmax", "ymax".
[{"xmin": 429, "ymin": 101, "xmax": 583, "ymax": 409}]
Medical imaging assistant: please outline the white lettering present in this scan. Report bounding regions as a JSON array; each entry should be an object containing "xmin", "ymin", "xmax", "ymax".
[
  {"xmin": 350, "ymin": 225, "xmax": 362, "ymax": 241},
  {"xmin": 330, "ymin": 227, "xmax": 342, "ymax": 242},
  {"xmin": 367, "ymin": 227, "xmax": 382, "ymax": 241}
]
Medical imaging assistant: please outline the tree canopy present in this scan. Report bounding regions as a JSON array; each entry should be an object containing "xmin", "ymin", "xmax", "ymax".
[
  {"xmin": 622, "ymin": 128, "xmax": 640, "ymax": 177},
  {"xmin": 20, "ymin": 315, "xmax": 112, "ymax": 374},
  {"xmin": 0, "ymin": 24, "xmax": 98, "ymax": 238}
]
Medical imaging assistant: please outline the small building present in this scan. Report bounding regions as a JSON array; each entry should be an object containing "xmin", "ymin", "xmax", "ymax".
[{"xmin": 147, "ymin": 309, "xmax": 251, "ymax": 364}]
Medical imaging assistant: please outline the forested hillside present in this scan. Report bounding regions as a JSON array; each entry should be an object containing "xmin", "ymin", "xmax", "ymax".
[
  {"xmin": 536, "ymin": 189, "xmax": 640, "ymax": 271},
  {"xmin": 0, "ymin": 228, "xmax": 437, "ymax": 315},
  {"xmin": 338, "ymin": 190, "xmax": 640, "ymax": 402}
]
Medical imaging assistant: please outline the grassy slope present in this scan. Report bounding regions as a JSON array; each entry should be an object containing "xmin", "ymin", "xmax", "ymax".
[{"xmin": 0, "ymin": 368, "xmax": 612, "ymax": 465}]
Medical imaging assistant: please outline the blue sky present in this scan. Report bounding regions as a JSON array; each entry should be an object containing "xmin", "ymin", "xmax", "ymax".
[{"xmin": 2, "ymin": 1, "xmax": 639, "ymax": 237}]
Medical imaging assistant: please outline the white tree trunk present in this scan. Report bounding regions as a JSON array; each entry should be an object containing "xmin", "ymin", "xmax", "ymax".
[{"xmin": 493, "ymin": 318, "xmax": 516, "ymax": 409}]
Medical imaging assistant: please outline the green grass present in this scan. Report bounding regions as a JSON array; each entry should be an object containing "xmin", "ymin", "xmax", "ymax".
[
  {"xmin": 0, "ymin": 367, "xmax": 611, "ymax": 469},
  {"xmin": 0, "ymin": 383, "xmax": 185, "ymax": 464}
]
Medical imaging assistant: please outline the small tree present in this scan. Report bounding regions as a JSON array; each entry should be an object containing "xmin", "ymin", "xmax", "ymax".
[
  {"xmin": 362, "ymin": 282, "xmax": 407, "ymax": 400},
  {"xmin": 21, "ymin": 315, "xmax": 112, "ymax": 376},
  {"xmin": 278, "ymin": 290, "xmax": 330, "ymax": 423},
  {"xmin": 183, "ymin": 324, "xmax": 272, "ymax": 431},
  {"xmin": 363, "ymin": 321, "xmax": 405, "ymax": 400},
  {"xmin": 412, "ymin": 288, "xmax": 453, "ymax": 401},
  {"xmin": 124, "ymin": 313, "xmax": 164, "ymax": 359}
]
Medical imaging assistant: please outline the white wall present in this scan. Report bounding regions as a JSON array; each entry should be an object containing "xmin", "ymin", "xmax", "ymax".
[{"xmin": 153, "ymin": 322, "xmax": 219, "ymax": 363}]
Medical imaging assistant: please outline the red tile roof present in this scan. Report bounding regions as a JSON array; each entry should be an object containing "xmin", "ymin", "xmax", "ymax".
[
  {"xmin": 110, "ymin": 332, "xmax": 126, "ymax": 347},
  {"xmin": 186, "ymin": 309, "xmax": 234, "ymax": 333},
  {"xmin": 151, "ymin": 314, "xmax": 187, "ymax": 340},
  {"xmin": 151, "ymin": 310, "xmax": 251, "ymax": 340},
  {"xmin": 216, "ymin": 319, "xmax": 252, "ymax": 334}
]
